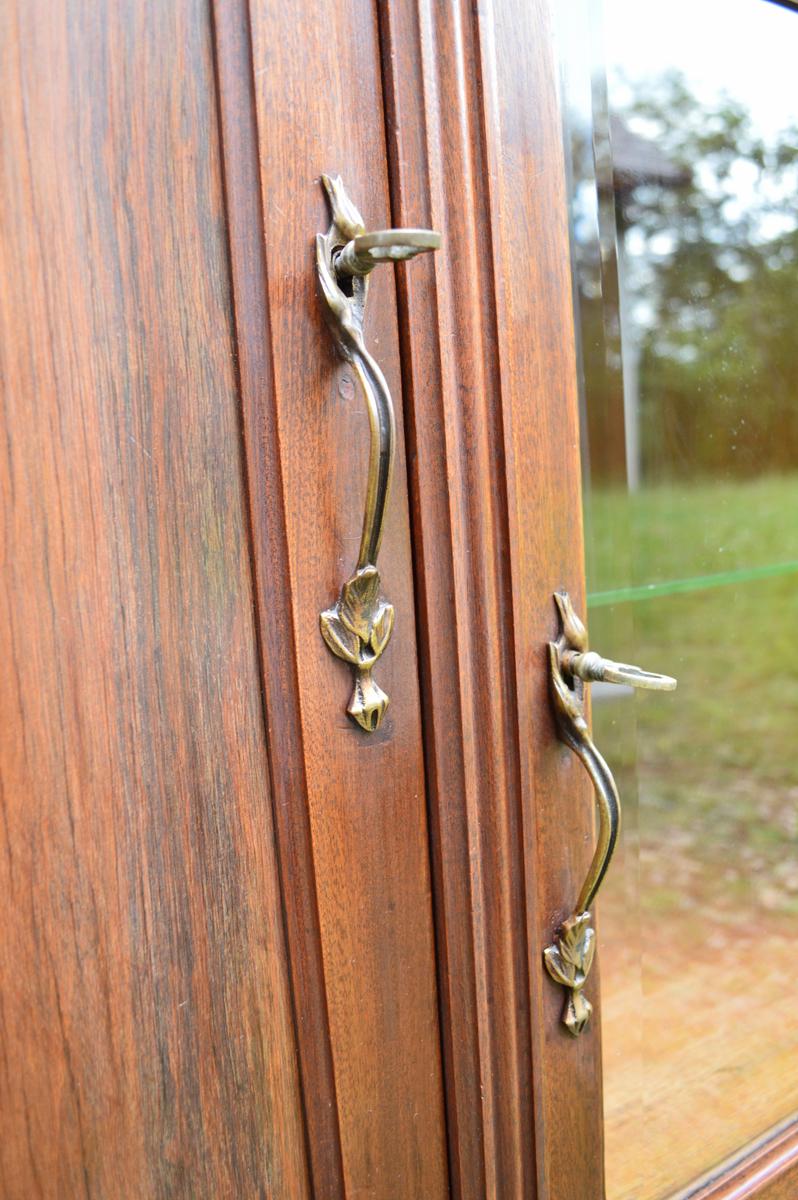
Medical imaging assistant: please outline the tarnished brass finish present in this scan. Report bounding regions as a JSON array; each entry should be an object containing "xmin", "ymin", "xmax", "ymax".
[
  {"xmin": 316, "ymin": 175, "xmax": 440, "ymax": 731},
  {"xmin": 543, "ymin": 912, "xmax": 596, "ymax": 1037},
  {"xmin": 334, "ymin": 228, "xmax": 441, "ymax": 278},
  {"xmin": 562, "ymin": 648, "xmax": 676, "ymax": 692},
  {"xmin": 544, "ymin": 591, "xmax": 676, "ymax": 1035}
]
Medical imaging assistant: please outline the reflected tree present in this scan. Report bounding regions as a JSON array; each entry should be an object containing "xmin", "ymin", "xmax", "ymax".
[{"xmin": 614, "ymin": 71, "xmax": 798, "ymax": 480}]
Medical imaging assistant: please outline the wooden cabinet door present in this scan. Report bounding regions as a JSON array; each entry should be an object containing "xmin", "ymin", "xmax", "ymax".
[
  {"xmin": 4, "ymin": 1, "xmax": 796, "ymax": 1198},
  {"xmin": 0, "ymin": 1, "xmax": 448, "ymax": 1196},
  {"xmin": 0, "ymin": 3, "xmax": 309, "ymax": 1193}
]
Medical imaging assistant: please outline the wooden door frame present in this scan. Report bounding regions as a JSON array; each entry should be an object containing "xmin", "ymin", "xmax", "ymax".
[{"xmin": 214, "ymin": 0, "xmax": 604, "ymax": 1192}]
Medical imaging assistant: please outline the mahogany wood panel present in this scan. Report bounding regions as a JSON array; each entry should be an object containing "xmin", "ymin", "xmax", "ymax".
[
  {"xmin": 213, "ymin": 0, "xmax": 449, "ymax": 1195},
  {"xmin": 0, "ymin": 2, "xmax": 307, "ymax": 1196},
  {"xmin": 211, "ymin": 4, "xmax": 342, "ymax": 1192},
  {"xmin": 381, "ymin": 0, "xmax": 603, "ymax": 1196}
]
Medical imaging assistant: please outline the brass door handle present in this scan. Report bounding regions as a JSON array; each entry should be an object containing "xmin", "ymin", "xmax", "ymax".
[
  {"xmin": 316, "ymin": 175, "xmax": 440, "ymax": 731},
  {"xmin": 543, "ymin": 591, "xmax": 676, "ymax": 1035}
]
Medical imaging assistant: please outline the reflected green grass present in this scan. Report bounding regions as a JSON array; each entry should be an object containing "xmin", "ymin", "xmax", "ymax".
[
  {"xmin": 586, "ymin": 473, "xmax": 798, "ymax": 590},
  {"xmin": 587, "ymin": 473, "xmax": 798, "ymax": 929},
  {"xmin": 592, "ymin": 476, "xmax": 798, "ymax": 1200}
]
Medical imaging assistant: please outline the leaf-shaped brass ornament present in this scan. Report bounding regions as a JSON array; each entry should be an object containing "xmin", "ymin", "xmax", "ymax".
[
  {"xmin": 319, "ymin": 611, "xmax": 360, "ymax": 666},
  {"xmin": 543, "ymin": 947, "xmax": 573, "ymax": 989},
  {"xmin": 320, "ymin": 174, "xmax": 365, "ymax": 241},
  {"xmin": 370, "ymin": 603, "xmax": 394, "ymax": 658},
  {"xmin": 319, "ymin": 565, "xmax": 394, "ymax": 731},
  {"xmin": 548, "ymin": 643, "xmax": 588, "ymax": 735},
  {"xmin": 348, "ymin": 670, "xmax": 389, "ymax": 733},
  {"xmin": 340, "ymin": 567, "xmax": 381, "ymax": 642},
  {"xmin": 554, "ymin": 589, "xmax": 588, "ymax": 653},
  {"xmin": 316, "ymin": 176, "xmax": 439, "ymax": 730},
  {"xmin": 564, "ymin": 990, "xmax": 593, "ymax": 1037},
  {"xmin": 544, "ymin": 912, "xmax": 596, "ymax": 1037}
]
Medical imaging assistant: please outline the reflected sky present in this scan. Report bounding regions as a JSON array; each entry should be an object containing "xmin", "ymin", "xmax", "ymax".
[{"xmin": 603, "ymin": 0, "xmax": 797, "ymax": 137}]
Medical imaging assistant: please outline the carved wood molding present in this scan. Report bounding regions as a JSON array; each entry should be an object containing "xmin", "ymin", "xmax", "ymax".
[
  {"xmin": 379, "ymin": 1, "xmax": 601, "ymax": 1196},
  {"xmin": 211, "ymin": 4, "xmax": 342, "ymax": 1193}
]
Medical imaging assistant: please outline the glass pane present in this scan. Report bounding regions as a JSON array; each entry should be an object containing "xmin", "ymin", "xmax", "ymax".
[{"xmin": 557, "ymin": 2, "xmax": 798, "ymax": 1197}]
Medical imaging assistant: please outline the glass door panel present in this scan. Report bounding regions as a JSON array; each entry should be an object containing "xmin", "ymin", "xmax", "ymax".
[{"xmin": 557, "ymin": 2, "xmax": 798, "ymax": 1197}]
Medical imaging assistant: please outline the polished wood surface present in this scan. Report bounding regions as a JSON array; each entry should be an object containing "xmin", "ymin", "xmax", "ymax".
[
  {"xmin": 211, "ymin": 3, "xmax": 343, "ymax": 1192},
  {"xmin": 214, "ymin": 0, "xmax": 449, "ymax": 1195},
  {"xmin": 484, "ymin": 5, "xmax": 606, "ymax": 1195},
  {"xmin": 380, "ymin": 1, "xmax": 602, "ymax": 1197},
  {"xmin": 0, "ymin": 1, "xmax": 307, "ymax": 1196},
  {"xmin": 379, "ymin": 1, "xmax": 534, "ymax": 1194}
]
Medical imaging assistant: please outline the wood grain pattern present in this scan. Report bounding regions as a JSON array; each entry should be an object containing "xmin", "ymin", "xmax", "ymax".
[
  {"xmin": 381, "ymin": 0, "xmax": 603, "ymax": 1196},
  {"xmin": 211, "ymin": 2, "xmax": 343, "ymax": 1192},
  {"xmin": 379, "ymin": 2, "xmax": 534, "ymax": 1195},
  {"xmin": 0, "ymin": 1, "xmax": 308, "ymax": 1196},
  {"xmin": 214, "ymin": 0, "xmax": 450, "ymax": 1195}
]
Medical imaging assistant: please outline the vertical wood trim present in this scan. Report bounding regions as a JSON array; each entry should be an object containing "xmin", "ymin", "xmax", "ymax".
[
  {"xmin": 212, "ymin": 1, "xmax": 449, "ymax": 1195},
  {"xmin": 379, "ymin": 1, "xmax": 536, "ymax": 1196},
  {"xmin": 211, "ymin": 2, "xmax": 345, "ymax": 1193},
  {"xmin": 381, "ymin": 0, "xmax": 604, "ymax": 1196},
  {"xmin": 477, "ymin": 2, "xmax": 604, "ymax": 1195}
]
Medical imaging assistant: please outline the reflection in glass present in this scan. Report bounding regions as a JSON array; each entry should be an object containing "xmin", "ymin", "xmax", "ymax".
[{"xmin": 557, "ymin": 2, "xmax": 798, "ymax": 1197}]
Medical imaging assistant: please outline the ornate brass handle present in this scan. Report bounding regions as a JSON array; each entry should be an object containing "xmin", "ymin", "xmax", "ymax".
[
  {"xmin": 316, "ymin": 175, "xmax": 440, "ymax": 731},
  {"xmin": 543, "ymin": 591, "xmax": 676, "ymax": 1035}
]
